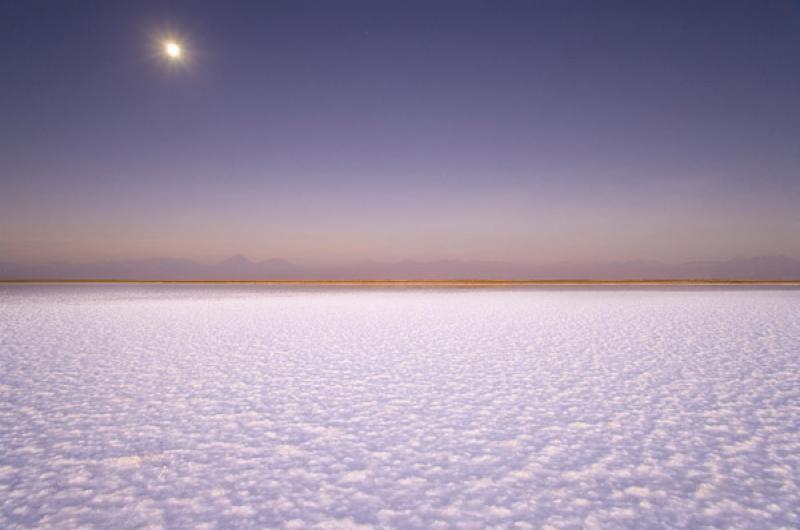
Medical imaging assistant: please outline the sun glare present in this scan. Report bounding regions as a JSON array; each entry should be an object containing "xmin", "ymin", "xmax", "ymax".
[{"xmin": 164, "ymin": 41, "xmax": 182, "ymax": 59}]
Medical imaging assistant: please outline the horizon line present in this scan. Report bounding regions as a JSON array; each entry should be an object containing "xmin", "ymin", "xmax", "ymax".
[
  {"xmin": 7, "ymin": 253, "xmax": 800, "ymax": 264},
  {"xmin": 2, "ymin": 279, "xmax": 800, "ymax": 286}
]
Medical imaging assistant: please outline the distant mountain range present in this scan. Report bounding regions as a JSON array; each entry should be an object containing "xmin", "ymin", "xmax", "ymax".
[{"xmin": 1, "ymin": 255, "xmax": 800, "ymax": 280}]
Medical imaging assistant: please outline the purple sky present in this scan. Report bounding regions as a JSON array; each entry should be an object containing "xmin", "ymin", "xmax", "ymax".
[{"xmin": 2, "ymin": 0, "xmax": 799, "ymax": 265}]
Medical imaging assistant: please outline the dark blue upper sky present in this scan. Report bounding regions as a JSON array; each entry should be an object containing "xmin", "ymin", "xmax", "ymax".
[{"xmin": 2, "ymin": 0, "xmax": 799, "ymax": 264}]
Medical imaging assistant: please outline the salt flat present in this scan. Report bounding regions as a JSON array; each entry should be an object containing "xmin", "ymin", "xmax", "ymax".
[{"xmin": 1, "ymin": 285, "xmax": 799, "ymax": 529}]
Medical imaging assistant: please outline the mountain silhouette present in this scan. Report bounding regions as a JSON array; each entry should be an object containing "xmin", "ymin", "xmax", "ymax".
[{"xmin": 1, "ymin": 255, "xmax": 799, "ymax": 280}]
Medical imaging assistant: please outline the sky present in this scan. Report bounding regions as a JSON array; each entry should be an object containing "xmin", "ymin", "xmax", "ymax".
[{"xmin": 1, "ymin": 0, "xmax": 799, "ymax": 265}]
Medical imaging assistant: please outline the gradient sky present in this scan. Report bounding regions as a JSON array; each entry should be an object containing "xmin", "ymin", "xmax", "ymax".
[{"xmin": 2, "ymin": 0, "xmax": 799, "ymax": 265}]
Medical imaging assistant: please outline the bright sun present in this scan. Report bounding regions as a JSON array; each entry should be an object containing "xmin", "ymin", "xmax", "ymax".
[{"xmin": 164, "ymin": 41, "xmax": 182, "ymax": 59}]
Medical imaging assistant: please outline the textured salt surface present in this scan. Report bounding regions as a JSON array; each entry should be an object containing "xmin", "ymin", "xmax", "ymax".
[{"xmin": 1, "ymin": 285, "xmax": 799, "ymax": 529}]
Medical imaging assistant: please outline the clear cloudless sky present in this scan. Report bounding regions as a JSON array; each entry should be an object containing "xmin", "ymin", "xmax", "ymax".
[{"xmin": 1, "ymin": 0, "xmax": 799, "ymax": 265}]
